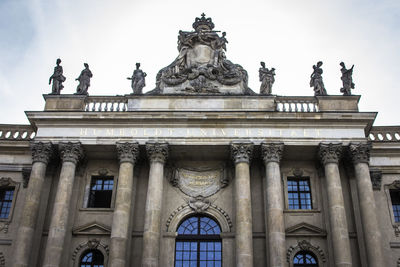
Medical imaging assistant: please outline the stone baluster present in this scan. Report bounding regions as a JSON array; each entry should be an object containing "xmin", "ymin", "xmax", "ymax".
[
  {"xmin": 318, "ymin": 143, "xmax": 352, "ymax": 267},
  {"xmin": 261, "ymin": 142, "xmax": 285, "ymax": 267},
  {"xmin": 13, "ymin": 142, "xmax": 53, "ymax": 267},
  {"xmin": 349, "ymin": 142, "xmax": 384, "ymax": 267},
  {"xmin": 109, "ymin": 142, "xmax": 139, "ymax": 267},
  {"xmin": 230, "ymin": 142, "xmax": 254, "ymax": 267},
  {"xmin": 141, "ymin": 142, "xmax": 169, "ymax": 267},
  {"xmin": 43, "ymin": 142, "xmax": 84, "ymax": 267}
]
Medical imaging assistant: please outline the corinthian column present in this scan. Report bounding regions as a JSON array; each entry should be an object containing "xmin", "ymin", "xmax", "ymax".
[
  {"xmin": 141, "ymin": 142, "xmax": 168, "ymax": 267},
  {"xmin": 43, "ymin": 142, "xmax": 84, "ymax": 267},
  {"xmin": 13, "ymin": 142, "xmax": 53, "ymax": 267},
  {"xmin": 109, "ymin": 142, "xmax": 139, "ymax": 267},
  {"xmin": 231, "ymin": 142, "xmax": 254, "ymax": 267},
  {"xmin": 261, "ymin": 142, "xmax": 285, "ymax": 267},
  {"xmin": 349, "ymin": 142, "xmax": 384, "ymax": 267},
  {"xmin": 318, "ymin": 143, "xmax": 352, "ymax": 267}
]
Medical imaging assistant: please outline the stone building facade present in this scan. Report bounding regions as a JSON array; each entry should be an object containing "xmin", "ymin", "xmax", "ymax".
[{"xmin": 0, "ymin": 15, "xmax": 400, "ymax": 267}]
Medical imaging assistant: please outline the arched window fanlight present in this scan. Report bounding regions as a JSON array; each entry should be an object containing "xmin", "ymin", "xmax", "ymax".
[
  {"xmin": 175, "ymin": 215, "xmax": 222, "ymax": 267},
  {"xmin": 293, "ymin": 251, "xmax": 318, "ymax": 267},
  {"xmin": 80, "ymin": 249, "xmax": 104, "ymax": 267}
]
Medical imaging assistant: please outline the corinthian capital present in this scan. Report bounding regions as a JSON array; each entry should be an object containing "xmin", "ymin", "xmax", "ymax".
[
  {"xmin": 30, "ymin": 142, "xmax": 54, "ymax": 164},
  {"xmin": 230, "ymin": 142, "xmax": 254, "ymax": 164},
  {"xmin": 318, "ymin": 143, "xmax": 342, "ymax": 165},
  {"xmin": 261, "ymin": 142, "xmax": 284, "ymax": 163},
  {"xmin": 59, "ymin": 142, "xmax": 84, "ymax": 165},
  {"xmin": 116, "ymin": 142, "xmax": 139, "ymax": 164},
  {"xmin": 146, "ymin": 142, "xmax": 168, "ymax": 164},
  {"xmin": 349, "ymin": 142, "xmax": 371, "ymax": 164}
]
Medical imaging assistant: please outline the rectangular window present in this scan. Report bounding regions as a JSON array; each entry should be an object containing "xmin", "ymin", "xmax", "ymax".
[
  {"xmin": 0, "ymin": 188, "xmax": 14, "ymax": 218},
  {"xmin": 390, "ymin": 190, "xmax": 400, "ymax": 222},
  {"xmin": 287, "ymin": 178, "xmax": 312, "ymax": 210},
  {"xmin": 88, "ymin": 176, "xmax": 114, "ymax": 208}
]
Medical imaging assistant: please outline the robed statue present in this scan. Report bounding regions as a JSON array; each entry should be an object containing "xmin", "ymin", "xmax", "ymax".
[
  {"xmin": 310, "ymin": 61, "xmax": 327, "ymax": 96},
  {"xmin": 340, "ymin": 62, "xmax": 355, "ymax": 95},
  {"xmin": 75, "ymin": 63, "xmax": 92, "ymax": 95},
  {"xmin": 127, "ymin": 63, "xmax": 147, "ymax": 94},
  {"xmin": 259, "ymin": 61, "xmax": 275, "ymax": 95},
  {"xmin": 49, "ymin": 58, "xmax": 66, "ymax": 94}
]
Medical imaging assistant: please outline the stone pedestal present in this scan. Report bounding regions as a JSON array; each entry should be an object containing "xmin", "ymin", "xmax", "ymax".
[
  {"xmin": 43, "ymin": 142, "xmax": 83, "ymax": 267},
  {"xmin": 318, "ymin": 143, "xmax": 352, "ymax": 267},
  {"xmin": 141, "ymin": 142, "xmax": 168, "ymax": 267},
  {"xmin": 261, "ymin": 143, "xmax": 285, "ymax": 267},
  {"xmin": 12, "ymin": 142, "xmax": 53, "ymax": 267},
  {"xmin": 349, "ymin": 143, "xmax": 384, "ymax": 267},
  {"xmin": 231, "ymin": 142, "xmax": 254, "ymax": 267},
  {"xmin": 109, "ymin": 142, "xmax": 139, "ymax": 267}
]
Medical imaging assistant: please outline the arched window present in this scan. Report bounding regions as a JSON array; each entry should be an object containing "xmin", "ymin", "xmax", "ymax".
[
  {"xmin": 175, "ymin": 215, "xmax": 222, "ymax": 267},
  {"xmin": 80, "ymin": 249, "xmax": 104, "ymax": 267},
  {"xmin": 293, "ymin": 251, "xmax": 318, "ymax": 267}
]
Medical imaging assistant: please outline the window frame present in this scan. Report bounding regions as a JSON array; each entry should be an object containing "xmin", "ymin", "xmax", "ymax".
[
  {"xmin": 81, "ymin": 168, "xmax": 118, "ymax": 211},
  {"xmin": 0, "ymin": 177, "xmax": 20, "ymax": 222},
  {"xmin": 287, "ymin": 178, "xmax": 313, "ymax": 210},
  {"xmin": 79, "ymin": 249, "xmax": 105, "ymax": 267},
  {"xmin": 293, "ymin": 251, "xmax": 318, "ymax": 267},
  {"xmin": 87, "ymin": 175, "xmax": 115, "ymax": 208},
  {"xmin": 385, "ymin": 180, "xmax": 400, "ymax": 227}
]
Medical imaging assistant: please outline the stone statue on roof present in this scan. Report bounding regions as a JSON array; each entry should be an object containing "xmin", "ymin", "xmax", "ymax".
[
  {"xmin": 75, "ymin": 63, "xmax": 92, "ymax": 95},
  {"xmin": 340, "ymin": 62, "xmax": 355, "ymax": 95},
  {"xmin": 148, "ymin": 13, "xmax": 254, "ymax": 95},
  {"xmin": 259, "ymin": 61, "xmax": 275, "ymax": 95},
  {"xmin": 49, "ymin": 58, "xmax": 66, "ymax": 95},
  {"xmin": 128, "ymin": 63, "xmax": 147, "ymax": 94},
  {"xmin": 310, "ymin": 61, "xmax": 327, "ymax": 96}
]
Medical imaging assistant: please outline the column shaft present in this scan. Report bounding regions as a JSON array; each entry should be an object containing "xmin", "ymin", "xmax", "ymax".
[
  {"xmin": 43, "ymin": 142, "xmax": 83, "ymax": 267},
  {"xmin": 13, "ymin": 142, "xmax": 53, "ymax": 267},
  {"xmin": 231, "ymin": 142, "xmax": 254, "ymax": 267},
  {"xmin": 142, "ymin": 142, "xmax": 168, "ymax": 267},
  {"xmin": 109, "ymin": 142, "xmax": 139, "ymax": 267}
]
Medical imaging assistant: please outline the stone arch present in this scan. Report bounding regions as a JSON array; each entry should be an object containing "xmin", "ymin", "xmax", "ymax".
[
  {"xmin": 286, "ymin": 240, "xmax": 327, "ymax": 267},
  {"xmin": 72, "ymin": 238, "xmax": 109, "ymax": 267},
  {"xmin": 166, "ymin": 204, "xmax": 232, "ymax": 233}
]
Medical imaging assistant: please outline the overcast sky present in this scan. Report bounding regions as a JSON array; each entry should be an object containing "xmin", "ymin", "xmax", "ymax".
[{"xmin": 0, "ymin": 0, "xmax": 399, "ymax": 125}]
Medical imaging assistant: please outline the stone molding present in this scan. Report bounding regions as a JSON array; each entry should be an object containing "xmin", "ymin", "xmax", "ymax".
[
  {"xmin": 286, "ymin": 240, "xmax": 326, "ymax": 266},
  {"xmin": 30, "ymin": 142, "xmax": 53, "ymax": 164},
  {"xmin": 72, "ymin": 238, "xmax": 109, "ymax": 266},
  {"xmin": 261, "ymin": 142, "xmax": 284, "ymax": 163},
  {"xmin": 116, "ymin": 142, "xmax": 139, "ymax": 164},
  {"xmin": 230, "ymin": 142, "xmax": 254, "ymax": 164},
  {"xmin": 59, "ymin": 142, "xmax": 84, "ymax": 165},
  {"xmin": 370, "ymin": 169, "xmax": 382, "ymax": 190},
  {"xmin": 146, "ymin": 142, "xmax": 169, "ymax": 164},
  {"xmin": 349, "ymin": 142, "xmax": 371, "ymax": 164},
  {"xmin": 318, "ymin": 143, "xmax": 342, "ymax": 165},
  {"xmin": 21, "ymin": 167, "xmax": 31, "ymax": 188}
]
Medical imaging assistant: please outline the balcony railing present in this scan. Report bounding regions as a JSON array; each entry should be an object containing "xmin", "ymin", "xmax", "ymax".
[
  {"xmin": 0, "ymin": 124, "xmax": 36, "ymax": 141},
  {"xmin": 369, "ymin": 126, "xmax": 400, "ymax": 142},
  {"xmin": 85, "ymin": 96, "xmax": 127, "ymax": 112},
  {"xmin": 275, "ymin": 96, "xmax": 319, "ymax": 112}
]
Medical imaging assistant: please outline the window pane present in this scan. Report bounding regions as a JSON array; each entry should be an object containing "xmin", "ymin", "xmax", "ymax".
[
  {"xmin": 287, "ymin": 178, "xmax": 312, "ymax": 210},
  {"xmin": 87, "ymin": 176, "xmax": 113, "ymax": 208},
  {"xmin": 0, "ymin": 187, "xmax": 14, "ymax": 218}
]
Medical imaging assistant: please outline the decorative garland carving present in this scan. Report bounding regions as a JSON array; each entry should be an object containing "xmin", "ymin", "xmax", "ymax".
[
  {"xmin": 369, "ymin": 169, "xmax": 382, "ymax": 190},
  {"xmin": 72, "ymin": 239, "xmax": 109, "ymax": 263},
  {"xmin": 287, "ymin": 240, "xmax": 326, "ymax": 264},
  {"xmin": 22, "ymin": 167, "xmax": 31, "ymax": 188},
  {"xmin": 189, "ymin": 196, "xmax": 211, "ymax": 212}
]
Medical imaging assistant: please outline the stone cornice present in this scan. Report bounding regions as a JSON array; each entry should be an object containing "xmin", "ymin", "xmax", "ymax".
[
  {"xmin": 116, "ymin": 142, "xmax": 139, "ymax": 164},
  {"xmin": 230, "ymin": 142, "xmax": 254, "ymax": 164},
  {"xmin": 59, "ymin": 142, "xmax": 84, "ymax": 165},
  {"xmin": 349, "ymin": 142, "xmax": 371, "ymax": 164},
  {"xmin": 261, "ymin": 142, "xmax": 284, "ymax": 163},
  {"xmin": 30, "ymin": 142, "xmax": 53, "ymax": 164},
  {"xmin": 146, "ymin": 142, "xmax": 168, "ymax": 164},
  {"xmin": 318, "ymin": 143, "xmax": 342, "ymax": 165}
]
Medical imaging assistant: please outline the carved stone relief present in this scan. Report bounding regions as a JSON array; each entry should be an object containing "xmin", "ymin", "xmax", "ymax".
[
  {"xmin": 287, "ymin": 240, "xmax": 326, "ymax": 265},
  {"xmin": 72, "ymin": 238, "xmax": 109, "ymax": 265}
]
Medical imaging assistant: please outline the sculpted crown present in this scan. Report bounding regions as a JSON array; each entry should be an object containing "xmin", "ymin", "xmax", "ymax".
[
  {"xmin": 192, "ymin": 13, "xmax": 215, "ymax": 32},
  {"xmin": 146, "ymin": 142, "xmax": 169, "ymax": 164},
  {"xmin": 116, "ymin": 142, "xmax": 139, "ymax": 164},
  {"xmin": 318, "ymin": 143, "xmax": 342, "ymax": 165},
  {"xmin": 349, "ymin": 142, "xmax": 371, "ymax": 164},
  {"xmin": 59, "ymin": 142, "xmax": 84, "ymax": 165},
  {"xmin": 31, "ymin": 142, "xmax": 53, "ymax": 164},
  {"xmin": 230, "ymin": 142, "xmax": 254, "ymax": 164},
  {"xmin": 261, "ymin": 142, "xmax": 284, "ymax": 163}
]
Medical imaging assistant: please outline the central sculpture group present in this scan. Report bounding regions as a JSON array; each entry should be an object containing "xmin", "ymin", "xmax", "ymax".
[{"xmin": 48, "ymin": 14, "xmax": 355, "ymax": 96}]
